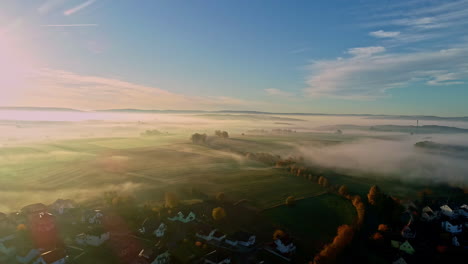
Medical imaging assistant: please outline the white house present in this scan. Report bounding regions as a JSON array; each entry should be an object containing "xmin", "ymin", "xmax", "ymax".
[
  {"xmin": 33, "ymin": 249, "xmax": 67, "ymax": 264},
  {"xmin": 211, "ymin": 231, "xmax": 226, "ymax": 242},
  {"xmin": 441, "ymin": 220, "xmax": 463, "ymax": 234},
  {"xmin": 82, "ymin": 210, "xmax": 104, "ymax": 224},
  {"xmin": 225, "ymin": 232, "xmax": 256, "ymax": 247},
  {"xmin": 196, "ymin": 225, "xmax": 217, "ymax": 241},
  {"xmin": 274, "ymin": 237, "xmax": 296, "ymax": 254},
  {"xmin": 421, "ymin": 206, "xmax": 437, "ymax": 221},
  {"xmin": 167, "ymin": 211, "xmax": 195, "ymax": 223},
  {"xmin": 204, "ymin": 250, "xmax": 231, "ymax": 264},
  {"xmin": 136, "ymin": 246, "xmax": 170, "ymax": 264},
  {"xmin": 452, "ymin": 236, "xmax": 460, "ymax": 247},
  {"xmin": 154, "ymin": 223, "xmax": 167, "ymax": 238},
  {"xmin": 457, "ymin": 204, "xmax": 468, "ymax": 218},
  {"xmin": 440, "ymin": 205, "xmax": 455, "ymax": 218},
  {"xmin": 16, "ymin": 248, "xmax": 40, "ymax": 264},
  {"xmin": 401, "ymin": 224, "xmax": 416, "ymax": 239},
  {"xmin": 76, "ymin": 230, "xmax": 110, "ymax": 247},
  {"xmin": 49, "ymin": 199, "xmax": 75, "ymax": 215}
]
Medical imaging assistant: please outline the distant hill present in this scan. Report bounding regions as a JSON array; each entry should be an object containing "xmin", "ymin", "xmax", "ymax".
[
  {"xmin": 318, "ymin": 124, "xmax": 468, "ymax": 134},
  {"xmin": 415, "ymin": 141, "xmax": 468, "ymax": 158},
  {"xmin": 0, "ymin": 107, "xmax": 81, "ymax": 112}
]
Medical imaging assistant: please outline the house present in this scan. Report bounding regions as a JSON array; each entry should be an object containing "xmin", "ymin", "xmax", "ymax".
[
  {"xmin": 274, "ymin": 236, "xmax": 296, "ymax": 254},
  {"xmin": 211, "ymin": 231, "xmax": 226, "ymax": 242},
  {"xmin": 0, "ymin": 236, "xmax": 16, "ymax": 258},
  {"xmin": 401, "ymin": 223, "xmax": 416, "ymax": 239},
  {"xmin": 441, "ymin": 219, "xmax": 463, "ymax": 234},
  {"xmin": 75, "ymin": 228, "xmax": 110, "ymax": 247},
  {"xmin": 139, "ymin": 217, "xmax": 167, "ymax": 238},
  {"xmin": 452, "ymin": 236, "xmax": 460, "ymax": 247},
  {"xmin": 133, "ymin": 245, "xmax": 170, "ymax": 264},
  {"xmin": 204, "ymin": 250, "xmax": 231, "ymax": 264},
  {"xmin": 195, "ymin": 224, "xmax": 217, "ymax": 241},
  {"xmin": 421, "ymin": 206, "xmax": 437, "ymax": 221},
  {"xmin": 21, "ymin": 204, "xmax": 48, "ymax": 215},
  {"xmin": 392, "ymin": 257, "xmax": 408, "ymax": 264},
  {"xmin": 440, "ymin": 205, "xmax": 455, "ymax": 218},
  {"xmin": 16, "ymin": 248, "xmax": 41, "ymax": 264},
  {"xmin": 29, "ymin": 212, "xmax": 58, "ymax": 250},
  {"xmin": 457, "ymin": 204, "xmax": 468, "ymax": 218},
  {"xmin": 49, "ymin": 199, "xmax": 75, "ymax": 215},
  {"xmin": 225, "ymin": 231, "xmax": 256, "ymax": 247},
  {"xmin": 82, "ymin": 210, "xmax": 104, "ymax": 224},
  {"xmin": 167, "ymin": 210, "xmax": 196, "ymax": 223},
  {"xmin": 33, "ymin": 248, "xmax": 67, "ymax": 264},
  {"xmin": 399, "ymin": 240, "xmax": 415, "ymax": 255}
]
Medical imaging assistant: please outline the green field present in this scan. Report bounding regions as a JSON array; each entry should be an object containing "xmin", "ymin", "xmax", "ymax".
[
  {"xmin": 263, "ymin": 194, "xmax": 357, "ymax": 254},
  {"xmin": 0, "ymin": 135, "xmax": 328, "ymax": 212}
]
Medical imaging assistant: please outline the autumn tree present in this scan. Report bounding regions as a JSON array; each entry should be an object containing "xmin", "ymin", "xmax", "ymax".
[
  {"xmin": 165, "ymin": 192, "xmax": 179, "ymax": 208},
  {"xmin": 371, "ymin": 232, "xmax": 384, "ymax": 240},
  {"xmin": 352, "ymin": 195, "xmax": 365, "ymax": 227},
  {"xmin": 338, "ymin": 185, "xmax": 349, "ymax": 197},
  {"xmin": 318, "ymin": 176, "xmax": 329, "ymax": 187},
  {"xmin": 273, "ymin": 229, "xmax": 286, "ymax": 240},
  {"xmin": 285, "ymin": 196, "xmax": 296, "ymax": 206},
  {"xmin": 377, "ymin": 224, "xmax": 389, "ymax": 232},
  {"xmin": 216, "ymin": 192, "xmax": 226, "ymax": 202},
  {"xmin": 313, "ymin": 225, "xmax": 355, "ymax": 264},
  {"xmin": 367, "ymin": 185, "xmax": 382, "ymax": 206},
  {"xmin": 212, "ymin": 207, "xmax": 227, "ymax": 221}
]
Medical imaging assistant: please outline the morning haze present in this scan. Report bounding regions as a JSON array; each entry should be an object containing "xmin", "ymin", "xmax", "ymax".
[{"xmin": 1, "ymin": 0, "xmax": 467, "ymax": 263}]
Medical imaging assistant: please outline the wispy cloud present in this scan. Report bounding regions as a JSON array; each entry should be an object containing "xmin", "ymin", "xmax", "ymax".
[
  {"xmin": 369, "ymin": 30, "xmax": 400, "ymax": 38},
  {"xmin": 41, "ymin": 24, "xmax": 98, "ymax": 27},
  {"xmin": 38, "ymin": 0, "xmax": 67, "ymax": 15},
  {"xmin": 305, "ymin": 46, "xmax": 468, "ymax": 99},
  {"xmin": 4, "ymin": 68, "xmax": 265, "ymax": 110},
  {"xmin": 264, "ymin": 88, "xmax": 294, "ymax": 97},
  {"xmin": 347, "ymin": 46, "xmax": 385, "ymax": 57},
  {"xmin": 64, "ymin": 0, "xmax": 97, "ymax": 16}
]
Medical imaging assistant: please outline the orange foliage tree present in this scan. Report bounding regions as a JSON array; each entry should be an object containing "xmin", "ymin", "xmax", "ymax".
[
  {"xmin": 212, "ymin": 207, "xmax": 227, "ymax": 221},
  {"xmin": 313, "ymin": 225, "xmax": 355, "ymax": 264}
]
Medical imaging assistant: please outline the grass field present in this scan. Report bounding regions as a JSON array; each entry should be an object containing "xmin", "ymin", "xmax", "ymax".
[
  {"xmin": 263, "ymin": 194, "xmax": 357, "ymax": 255},
  {"xmin": 0, "ymin": 134, "xmax": 327, "ymax": 212}
]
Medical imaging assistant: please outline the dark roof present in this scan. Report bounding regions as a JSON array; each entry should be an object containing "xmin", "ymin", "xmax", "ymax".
[
  {"xmin": 445, "ymin": 219, "xmax": 464, "ymax": 226},
  {"xmin": 141, "ymin": 216, "xmax": 161, "ymax": 231},
  {"xmin": 86, "ymin": 226, "xmax": 108, "ymax": 236},
  {"xmin": 227, "ymin": 231, "xmax": 254, "ymax": 241},
  {"xmin": 278, "ymin": 236, "xmax": 293, "ymax": 245},
  {"xmin": 138, "ymin": 245, "xmax": 168, "ymax": 260},
  {"xmin": 40, "ymin": 248, "xmax": 67, "ymax": 263},
  {"xmin": 204, "ymin": 250, "xmax": 231, "ymax": 263},
  {"xmin": 212, "ymin": 231, "xmax": 225, "ymax": 238},
  {"xmin": 196, "ymin": 223, "xmax": 214, "ymax": 236}
]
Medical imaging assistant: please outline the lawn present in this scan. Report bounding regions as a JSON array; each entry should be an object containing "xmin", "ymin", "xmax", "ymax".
[{"xmin": 262, "ymin": 194, "xmax": 356, "ymax": 255}]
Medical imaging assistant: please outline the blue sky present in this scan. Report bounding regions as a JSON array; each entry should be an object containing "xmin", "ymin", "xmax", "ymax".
[{"xmin": 1, "ymin": 0, "xmax": 467, "ymax": 116}]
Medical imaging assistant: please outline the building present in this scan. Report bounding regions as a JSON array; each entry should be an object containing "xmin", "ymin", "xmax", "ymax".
[
  {"xmin": 16, "ymin": 248, "xmax": 41, "ymax": 264},
  {"xmin": 203, "ymin": 250, "xmax": 231, "ymax": 264},
  {"xmin": 49, "ymin": 199, "xmax": 75, "ymax": 215},
  {"xmin": 421, "ymin": 206, "xmax": 437, "ymax": 221},
  {"xmin": 274, "ymin": 236, "xmax": 296, "ymax": 254},
  {"xmin": 458, "ymin": 204, "xmax": 468, "ymax": 218},
  {"xmin": 392, "ymin": 257, "xmax": 408, "ymax": 264},
  {"xmin": 440, "ymin": 205, "xmax": 455, "ymax": 218},
  {"xmin": 195, "ymin": 224, "xmax": 217, "ymax": 241},
  {"xmin": 75, "ymin": 228, "xmax": 110, "ymax": 247},
  {"xmin": 33, "ymin": 248, "xmax": 67, "ymax": 264},
  {"xmin": 401, "ymin": 224, "xmax": 416, "ymax": 239},
  {"xmin": 29, "ymin": 212, "xmax": 58, "ymax": 250},
  {"xmin": 225, "ymin": 232, "xmax": 256, "ymax": 247},
  {"xmin": 82, "ymin": 210, "xmax": 104, "ymax": 224},
  {"xmin": 211, "ymin": 231, "xmax": 226, "ymax": 242},
  {"xmin": 133, "ymin": 245, "xmax": 170, "ymax": 264},
  {"xmin": 399, "ymin": 241, "xmax": 415, "ymax": 255},
  {"xmin": 441, "ymin": 219, "xmax": 463, "ymax": 234},
  {"xmin": 139, "ymin": 217, "xmax": 167, "ymax": 238},
  {"xmin": 167, "ymin": 210, "xmax": 196, "ymax": 223}
]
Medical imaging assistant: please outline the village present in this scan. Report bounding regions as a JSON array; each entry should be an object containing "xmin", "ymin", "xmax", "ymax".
[{"xmin": 0, "ymin": 193, "xmax": 300, "ymax": 264}]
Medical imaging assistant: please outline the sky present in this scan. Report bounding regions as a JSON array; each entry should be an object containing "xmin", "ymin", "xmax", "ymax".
[{"xmin": 0, "ymin": 0, "xmax": 468, "ymax": 116}]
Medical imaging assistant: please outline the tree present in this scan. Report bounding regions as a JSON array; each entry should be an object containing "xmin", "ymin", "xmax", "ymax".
[
  {"xmin": 212, "ymin": 207, "xmax": 226, "ymax": 221},
  {"xmin": 338, "ymin": 185, "xmax": 349, "ymax": 197},
  {"xmin": 313, "ymin": 225, "xmax": 355, "ymax": 264},
  {"xmin": 371, "ymin": 232, "xmax": 384, "ymax": 240},
  {"xmin": 216, "ymin": 192, "xmax": 226, "ymax": 202},
  {"xmin": 17, "ymin": 224, "xmax": 27, "ymax": 231},
  {"xmin": 273, "ymin": 229, "xmax": 286, "ymax": 240},
  {"xmin": 367, "ymin": 185, "xmax": 382, "ymax": 206},
  {"xmin": 221, "ymin": 131, "xmax": 229, "ymax": 138},
  {"xmin": 377, "ymin": 224, "xmax": 389, "ymax": 232},
  {"xmin": 318, "ymin": 176, "xmax": 329, "ymax": 187},
  {"xmin": 191, "ymin": 133, "xmax": 207, "ymax": 144},
  {"xmin": 165, "ymin": 192, "xmax": 179, "ymax": 208},
  {"xmin": 285, "ymin": 196, "xmax": 296, "ymax": 206}
]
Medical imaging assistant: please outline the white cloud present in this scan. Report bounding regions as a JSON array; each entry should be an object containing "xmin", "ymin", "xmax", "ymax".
[
  {"xmin": 2, "ymin": 68, "xmax": 265, "ymax": 110},
  {"xmin": 41, "ymin": 24, "xmax": 98, "ymax": 27},
  {"xmin": 305, "ymin": 46, "xmax": 468, "ymax": 99},
  {"xmin": 347, "ymin": 46, "xmax": 385, "ymax": 57},
  {"xmin": 369, "ymin": 30, "xmax": 400, "ymax": 38},
  {"xmin": 64, "ymin": 0, "xmax": 97, "ymax": 16},
  {"xmin": 264, "ymin": 88, "xmax": 294, "ymax": 97},
  {"xmin": 38, "ymin": 0, "xmax": 67, "ymax": 15}
]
